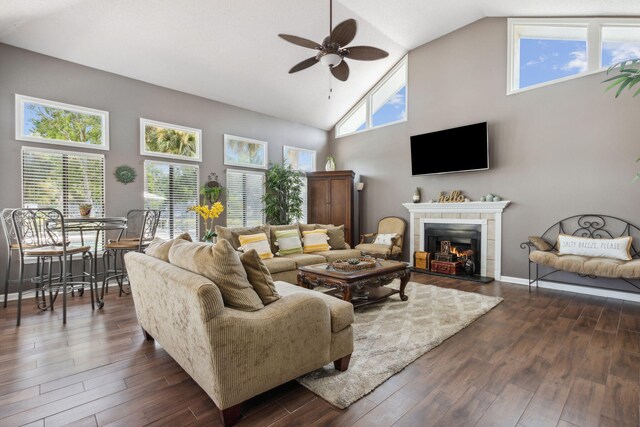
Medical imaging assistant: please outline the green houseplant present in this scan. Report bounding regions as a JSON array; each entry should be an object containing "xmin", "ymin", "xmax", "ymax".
[
  {"xmin": 603, "ymin": 58, "xmax": 640, "ymax": 181},
  {"xmin": 262, "ymin": 162, "xmax": 304, "ymax": 225}
]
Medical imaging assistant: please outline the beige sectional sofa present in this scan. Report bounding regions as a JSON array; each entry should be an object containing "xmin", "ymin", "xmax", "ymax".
[
  {"xmin": 125, "ymin": 248, "xmax": 354, "ymax": 426},
  {"xmin": 216, "ymin": 223, "xmax": 362, "ymax": 284}
]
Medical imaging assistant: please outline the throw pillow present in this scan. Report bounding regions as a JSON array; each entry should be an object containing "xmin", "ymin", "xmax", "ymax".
[
  {"xmin": 145, "ymin": 232, "xmax": 192, "ymax": 262},
  {"xmin": 557, "ymin": 234, "xmax": 632, "ymax": 261},
  {"xmin": 274, "ymin": 229, "xmax": 303, "ymax": 256},
  {"xmin": 269, "ymin": 224, "xmax": 300, "ymax": 254},
  {"xmin": 238, "ymin": 233, "xmax": 274, "ymax": 259},
  {"xmin": 168, "ymin": 239, "xmax": 264, "ymax": 311},
  {"xmin": 298, "ymin": 223, "xmax": 317, "ymax": 233},
  {"xmin": 302, "ymin": 229, "xmax": 331, "ymax": 253},
  {"xmin": 215, "ymin": 225, "xmax": 270, "ymax": 250},
  {"xmin": 240, "ymin": 249, "xmax": 280, "ymax": 305},
  {"xmin": 373, "ymin": 233, "xmax": 399, "ymax": 246},
  {"xmin": 528, "ymin": 236, "xmax": 552, "ymax": 252},
  {"xmin": 317, "ymin": 225, "xmax": 347, "ymax": 250}
]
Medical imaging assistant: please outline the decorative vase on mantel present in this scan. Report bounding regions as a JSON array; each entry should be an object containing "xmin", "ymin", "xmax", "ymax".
[
  {"xmin": 325, "ymin": 156, "xmax": 336, "ymax": 171},
  {"xmin": 412, "ymin": 188, "xmax": 421, "ymax": 203}
]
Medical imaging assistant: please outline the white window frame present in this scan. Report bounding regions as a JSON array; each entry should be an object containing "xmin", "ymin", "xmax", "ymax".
[
  {"xmin": 507, "ymin": 18, "xmax": 640, "ymax": 95},
  {"xmin": 143, "ymin": 160, "xmax": 200, "ymax": 240},
  {"xmin": 15, "ymin": 94, "xmax": 109, "ymax": 150},
  {"xmin": 335, "ymin": 55, "xmax": 408, "ymax": 138},
  {"xmin": 225, "ymin": 168, "xmax": 266, "ymax": 227},
  {"xmin": 283, "ymin": 145, "xmax": 316, "ymax": 172},
  {"xmin": 140, "ymin": 118, "xmax": 202, "ymax": 162}
]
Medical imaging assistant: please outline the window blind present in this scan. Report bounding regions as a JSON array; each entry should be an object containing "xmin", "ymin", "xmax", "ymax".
[
  {"xmin": 226, "ymin": 169, "xmax": 265, "ymax": 228},
  {"xmin": 22, "ymin": 146, "xmax": 106, "ymax": 247},
  {"xmin": 300, "ymin": 177, "xmax": 308, "ymax": 224},
  {"xmin": 144, "ymin": 160, "xmax": 199, "ymax": 240}
]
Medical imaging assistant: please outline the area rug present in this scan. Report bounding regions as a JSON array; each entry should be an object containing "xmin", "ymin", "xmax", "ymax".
[{"xmin": 297, "ymin": 280, "xmax": 503, "ymax": 409}]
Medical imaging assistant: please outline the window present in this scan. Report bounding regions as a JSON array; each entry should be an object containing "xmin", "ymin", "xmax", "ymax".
[
  {"xmin": 144, "ymin": 161, "xmax": 199, "ymax": 240},
  {"xmin": 140, "ymin": 118, "xmax": 202, "ymax": 162},
  {"xmin": 508, "ymin": 18, "xmax": 640, "ymax": 94},
  {"xmin": 283, "ymin": 146, "xmax": 315, "ymax": 223},
  {"xmin": 16, "ymin": 95, "xmax": 109, "ymax": 150},
  {"xmin": 22, "ymin": 146, "xmax": 105, "ymax": 247},
  {"xmin": 336, "ymin": 56, "xmax": 407, "ymax": 137},
  {"xmin": 226, "ymin": 169, "xmax": 265, "ymax": 227}
]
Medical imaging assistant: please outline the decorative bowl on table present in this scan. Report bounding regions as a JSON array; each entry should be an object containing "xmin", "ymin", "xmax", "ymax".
[{"xmin": 332, "ymin": 256, "xmax": 377, "ymax": 271}]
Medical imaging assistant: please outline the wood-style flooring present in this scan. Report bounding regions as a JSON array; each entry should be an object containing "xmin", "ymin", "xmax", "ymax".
[{"xmin": 1, "ymin": 274, "xmax": 639, "ymax": 426}]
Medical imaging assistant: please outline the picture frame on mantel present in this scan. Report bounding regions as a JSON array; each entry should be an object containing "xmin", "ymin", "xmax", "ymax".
[{"xmin": 224, "ymin": 134, "xmax": 268, "ymax": 169}]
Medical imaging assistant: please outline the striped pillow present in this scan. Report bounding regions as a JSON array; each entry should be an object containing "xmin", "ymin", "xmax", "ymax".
[
  {"xmin": 238, "ymin": 233, "xmax": 274, "ymax": 259},
  {"xmin": 302, "ymin": 229, "xmax": 331, "ymax": 253},
  {"xmin": 275, "ymin": 229, "xmax": 303, "ymax": 256}
]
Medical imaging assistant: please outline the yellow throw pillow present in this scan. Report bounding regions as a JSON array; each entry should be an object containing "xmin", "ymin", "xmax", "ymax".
[
  {"xmin": 302, "ymin": 229, "xmax": 331, "ymax": 253},
  {"xmin": 238, "ymin": 233, "xmax": 274, "ymax": 259}
]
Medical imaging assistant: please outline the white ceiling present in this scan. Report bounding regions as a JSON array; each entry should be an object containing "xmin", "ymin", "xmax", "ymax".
[{"xmin": 1, "ymin": 0, "xmax": 640, "ymax": 130}]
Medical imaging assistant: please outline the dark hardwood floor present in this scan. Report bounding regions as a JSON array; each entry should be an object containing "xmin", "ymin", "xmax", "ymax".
[{"xmin": 1, "ymin": 274, "xmax": 639, "ymax": 426}]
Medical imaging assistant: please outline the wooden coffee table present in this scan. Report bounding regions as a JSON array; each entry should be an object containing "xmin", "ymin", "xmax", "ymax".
[{"xmin": 297, "ymin": 259, "xmax": 411, "ymax": 307}]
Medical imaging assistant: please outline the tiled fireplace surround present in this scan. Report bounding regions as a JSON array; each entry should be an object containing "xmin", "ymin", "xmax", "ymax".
[{"xmin": 403, "ymin": 201, "xmax": 511, "ymax": 280}]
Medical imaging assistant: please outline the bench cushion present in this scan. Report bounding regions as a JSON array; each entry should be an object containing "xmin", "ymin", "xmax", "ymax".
[
  {"xmin": 530, "ymin": 250, "xmax": 640, "ymax": 279},
  {"xmin": 275, "ymin": 281, "xmax": 354, "ymax": 333}
]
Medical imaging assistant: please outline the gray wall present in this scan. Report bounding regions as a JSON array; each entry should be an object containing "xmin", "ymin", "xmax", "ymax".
[
  {"xmin": 0, "ymin": 43, "xmax": 328, "ymax": 294},
  {"xmin": 330, "ymin": 18, "xmax": 640, "ymax": 280}
]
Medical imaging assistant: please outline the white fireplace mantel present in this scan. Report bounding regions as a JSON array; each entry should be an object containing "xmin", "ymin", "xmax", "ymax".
[{"xmin": 404, "ymin": 201, "xmax": 511, "ymax": 280}]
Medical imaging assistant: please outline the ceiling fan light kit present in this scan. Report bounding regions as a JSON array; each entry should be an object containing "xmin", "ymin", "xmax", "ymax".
[{"xmin": 278, "ymin": 0, "xmax": 389, "ymax": 81}]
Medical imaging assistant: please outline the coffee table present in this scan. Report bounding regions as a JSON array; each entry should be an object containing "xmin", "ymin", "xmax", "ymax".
[{"xmin": 297, "ymin": 259, "xmax": 411, "ymax": 307}]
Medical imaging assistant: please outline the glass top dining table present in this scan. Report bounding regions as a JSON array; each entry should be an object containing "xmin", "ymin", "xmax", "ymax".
[{"xmin": 64, "ymin": 216, "xmax": 127, "ymax": 309}]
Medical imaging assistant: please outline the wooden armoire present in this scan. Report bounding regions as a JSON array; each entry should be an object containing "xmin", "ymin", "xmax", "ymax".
[{"xmin": 306, "ymin": 170, "xmax": 355, "ymax": 245}]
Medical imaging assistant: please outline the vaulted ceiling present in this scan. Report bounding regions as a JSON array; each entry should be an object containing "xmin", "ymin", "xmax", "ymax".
[{"xmin": 1, "ymin": 0, "xmax": 639, "ymax": 130}]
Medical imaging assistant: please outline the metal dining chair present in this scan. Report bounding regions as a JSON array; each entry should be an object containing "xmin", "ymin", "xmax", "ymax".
[
  {"xmin": 11, "ymin": 208, "xmax": 93, "ymax": 325},
  {"xmin": 102, "ymin": 209, "xmax": 160, "ymax": 297}
]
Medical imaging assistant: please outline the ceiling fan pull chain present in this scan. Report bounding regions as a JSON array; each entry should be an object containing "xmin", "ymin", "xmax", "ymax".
[{"xmin": 328, "ymin": 73, "xmax": 333, "ymax": 100}]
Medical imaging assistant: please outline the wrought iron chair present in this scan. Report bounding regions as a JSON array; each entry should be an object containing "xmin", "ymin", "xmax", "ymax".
[
  {"xmin": 102, "ymin": 210, "xmax": 160, "ymax": 297},
  {"xmin": 11, "ymin": 208, "xmax": 93, "ymax": 325},
  {"xmin": 355, "ymin": 216, "xmax": 406, "ymax": 260}
]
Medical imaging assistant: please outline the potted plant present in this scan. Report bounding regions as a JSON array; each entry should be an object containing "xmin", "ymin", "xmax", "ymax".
[
  {"xmin": 200, "ymin": 172, "xmax": 224, "ymax": 204},
  {"xmin": 79, "ymin": 203, "xmax": 92, "ymax": 217},
  {"xmin": 603, "ymin": 58, "xmax": 640, "ymax": 181},
  {"xmin": 262, "ymin": 162, "xmax": 304, "ymax": 225},
  {"xmin": 188, "ymin": 202, "xmax": 224, "ymax": 243}
]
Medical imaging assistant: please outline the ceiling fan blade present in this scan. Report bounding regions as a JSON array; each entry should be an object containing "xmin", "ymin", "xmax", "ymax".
[
  {"xmin": 278, "ymin": 34, "xmax": 322, "ymax": 50},
  {"xmin": 331, "ymin": 19, "xmax": 357, "ymax": 47},
  {"xmin": 289, "ymin": 57, "xmax": 319, "ymax": 73},
  {"xmin": 345, "ymin": 46, "xmax": 389, "ymax": 61},
  {"xmin": 331, "ymin": 60, "xmax": 349, "ymax": 81}
]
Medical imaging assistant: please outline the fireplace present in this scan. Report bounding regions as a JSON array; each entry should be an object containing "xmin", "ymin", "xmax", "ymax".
[{"xmin": 424, "ymin": 223, "xmax": 482, "ymax": 275}]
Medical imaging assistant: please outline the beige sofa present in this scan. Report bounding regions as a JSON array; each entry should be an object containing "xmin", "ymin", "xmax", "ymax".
[
  {"xmin": 125, "ymin": 251, "xmax": 354, "ymax": 426},
  {"xmin": 216, "ymin": 223, "xmax": 362, "ymax": 284}
]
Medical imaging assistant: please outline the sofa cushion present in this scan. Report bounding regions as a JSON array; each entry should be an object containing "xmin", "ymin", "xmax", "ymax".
[
  {"xmin": 314, "ymin": 249, "xmax": 362, "ymax": 262},
  {"xmin": 215, "ymin": 225, "xmax": 270, "ymax": 251},
  {"xmin": 282, "ymin": 253, "xmax": 326, "ymax": 267},
  {"xmin": 145, "ymin": 233, "xmax": 192, "ymax": 262},
  {"xmin": 356, "ymin": 243, "xmax": 401, "ymax": 256},
  {"xmin": 169, "ymin": 239, "xmax": 264, "ymax": 311},
  {"xmin": 317, "ymin": 225, "xmax": 347, "ymax": 250},
  {"xmin": 529, "ymin": 250, "xmax": 636, "ymax": 279},
  {"xmin": 238, "ymin": 232, "xmax": 273, "ymax": 260},
  {"xmin": 302, "ymin": 229, "xmax": 331, "ymax": 253},
  {"xmin": 262, "ymin": 257, "xmax": 297, "ymax": 274},
  {"xmin": 275, "ymin": 281, "xmax": 354, "ymax": 333},
  {"xmin": 240, "ymin": 249, "xmax": 280, "ymax": 305},
  {"xmin": 269, "ymin": 224, "xmax": 301, "ymax": 254}
]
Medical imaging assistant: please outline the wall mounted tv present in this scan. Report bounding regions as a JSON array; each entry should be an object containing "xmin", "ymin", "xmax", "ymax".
[{"xmin": 410, "ymin": 122, "xmax": 489, "ymax": 176}]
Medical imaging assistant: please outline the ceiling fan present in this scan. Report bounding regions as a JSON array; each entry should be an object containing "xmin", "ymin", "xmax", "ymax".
[{"xmin": 278, "ymin": 0, "xmax": 389, "ymax": 81}]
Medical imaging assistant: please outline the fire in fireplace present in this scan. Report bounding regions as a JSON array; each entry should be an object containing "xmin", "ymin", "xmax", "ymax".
[{"xmin": 424, "ymin": 223, "xmax": 482, "ymax": 275}]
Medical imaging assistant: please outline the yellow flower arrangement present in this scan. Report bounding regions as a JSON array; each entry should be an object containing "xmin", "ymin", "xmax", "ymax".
[{"xmin": 188, "ymin": 202, "xmax": 224, "ymax": 241}]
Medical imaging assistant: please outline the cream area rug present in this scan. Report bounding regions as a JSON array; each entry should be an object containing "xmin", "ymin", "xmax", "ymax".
[{"xmin": 297, "ymin": 280, "xmax": 503, "ymax": 409}]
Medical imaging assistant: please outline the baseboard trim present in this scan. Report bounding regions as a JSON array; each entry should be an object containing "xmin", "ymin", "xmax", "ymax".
[
  {"xmin": 500, "ymin": 275, "xmax": 640, "ymax": 302},
  {"xmin": 3, "ymin": 282, "xmax": 126, "ymax": 303}
]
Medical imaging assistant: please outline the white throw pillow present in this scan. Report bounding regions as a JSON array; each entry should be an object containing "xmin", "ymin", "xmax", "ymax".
[
  {"xmin": 237, "ymin": 233, "xmax": 274, "ymax": 260},
  {"xmin": 302, "ymin": 229, "xmax": 331, "ymax": 253},
  {"xmin": 557, "ymin": 234, "xmax": 632, "ymax": 261},
  {"xmin": 373, "ymin": 233, "xmax": 398, "ymax": 246},
  {"xmin": 274, "ymin": 229, "xmax": 303, "ymax": 256}
]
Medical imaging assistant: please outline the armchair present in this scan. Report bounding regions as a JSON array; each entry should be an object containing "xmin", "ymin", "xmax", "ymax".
[{"xmin": 355, "ymin": 216, "xmax": 406, "ymax": 260}]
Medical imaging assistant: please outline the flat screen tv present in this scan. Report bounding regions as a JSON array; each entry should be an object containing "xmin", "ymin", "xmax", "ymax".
[{"xmin": 410, "ymin": 122, "xmax": 489, "ymax": 176}]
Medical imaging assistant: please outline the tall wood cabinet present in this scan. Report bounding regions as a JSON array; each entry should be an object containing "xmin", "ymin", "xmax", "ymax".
[{"xmin": 306, "ymin": 170, "xmax": 355, "ymax": 246}]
